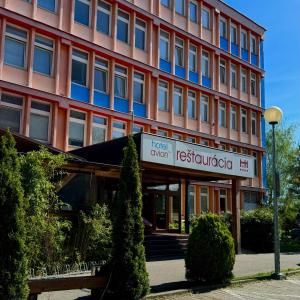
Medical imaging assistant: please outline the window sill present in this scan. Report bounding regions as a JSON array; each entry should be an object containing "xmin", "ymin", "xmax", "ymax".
[
  {"xmin": 74, "ymin": 21, "xmax": 91, "ymax": 28},
  {"xmin": 4, "ymin": 62, "xmax": 26, "ymax": 71},
  {"xmin": 37, "ymin": 5, "xmax": 57, "ymax": 14},
  {"xmin": 33, "ymin": 70, "xmax": 53, "ymax": 78}
]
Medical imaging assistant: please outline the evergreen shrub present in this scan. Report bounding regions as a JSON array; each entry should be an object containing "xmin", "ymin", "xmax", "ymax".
[{"xmin": 185, "ymin": 213, "xmax": 235, "ymax": 284}]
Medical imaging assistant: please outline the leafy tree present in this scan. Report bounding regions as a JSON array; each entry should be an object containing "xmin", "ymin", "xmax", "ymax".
[
  {"xmin": 20, "ymin": 147, "xmax": 70, "ymax": 271},
  {"xmin": 288, "ymin": 145, "xmax": 300, "ymax": 200},
  {"xmin": 109, "ymin": 136, "xmax": 149, "ymax": 299},
  {"xmin": 0, "ymin": 130, "xmax": 28, "ymax": 299}
]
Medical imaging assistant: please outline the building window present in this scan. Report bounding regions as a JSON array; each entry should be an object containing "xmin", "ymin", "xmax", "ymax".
[
  {"xmin": 230, "ymin": 105, "xmax": 237, "ymax": 130},
  {"xmin": 230, "ymin": 146, "xmax": 237, "ymax": 153},
  {"xmin": 200, "ymin": 187, "xmax": 208, "ymax": 212},
  {"xmin": 29, "ymin": 101, "xmax": 51, "ymax": 143},
  {"xmin": 219, "ymin": 189, "xmax": 227, "ymax": 212},
  {"xmin": 117, "ymin": 10, "xmax": 130, "ymax": 43},
  {"xmin": 97, "ymin": 1, "xmax": 111, "ymax": 35},
  {"xmin": 189, "ymin": 44, "xmax": 197, "ymax": 72},
  {"xmin": 72, "ymin": 49, "xmax": 88, "ymax": 86},
  {"xmin": 94, "ymin": 58, "xmax": 108, "ymax": 93},
  {"xmin": 189, "ymin": 185, "xmax": 196, "ymax": 215},
  {"xmin": 190, "ymin": 1, "xmax": 197, "ymax": 23},
  {"xmin": 241, "ymin": 30, "xmax": 247, "ymax": 49},
  {"xmin": 251, "ymin": 73, "xmax": 257, "ymax": 96},
  {"xmin": 253, "ymin": 152, "xmax": 258, "ymax": 176},
  {"xmin": 175, "ymin": 37, "xmax": 184, "ymax": 67},
  {"xmin": 114, "ymin": 65, "xmax": 127, "ymax": 99},
  {"xmin": 135, "ymin": 18, "xmax": 146, "ymax": 51},
  {"xmin": 241, "ymin": 69, "xmax": 247, "ymax": 93},
  {"xmin": 158, "ymin": 81, "xmax": 168, "ymax": 111},
  {"xmin": 219, "ymin": 144, "xmax": 226, "ymax": 150},
  {"xmin": 172, "ymin": 133, "xmax": 182, "ymax": 140},
  {"xmin": 241, "ymin": 109, "xmax": 247, "ymax": 133},
  {"xmin": 173, "ymin": 86, "xmax": 183, "ymax": 115},
  {"xmin": 133, "ymin": 72, "xmax": 144, "ymax": 103},
  {"xmin": 201, "ymin": 8, "xmax": 210, "ymax": 29},
  {"xmin": 231, "ymin": 64, "xmax": 237, "ymax": 89},
  {"xmin": 188, "ymin": 91, "xmax": 196, "ymax": 119},
  {"xmin": 37, "ymin": 0, "xmax": 56, "ymax": 12},
  {"xmin": 230, "ymin": 25, "xmax": 237, "ymax": 44},
  {"xmin": 33, "ymin": 35, "xmax": 53, "ymax": 76},
  {"xmin": 242, "ymin": 148, "xmax": 248, "ymax": 155},
  {"xmin": 251, "ymin": 36, "xmax": 257, "ymax": 54},
  {"xmin": 160, "ymin": 30, "xmax": 170, "ymax": 61},
  {"xmin": 175, "ymin": 0, "xmax": 185, "ymax": 15},
  {"xmin": 92, "ymin": 115, "xmax": 107, "ymax": 144},
  {"xmin": 112, "ymin": 120, "xmax": 126, "ymax": 139},
  {"xmin": 219, "ymin": 101, "xmax": 226, "ymax": 128},
  {"xmin": 202, "ymin": 50, "xmax": 209, "ymax": 77},
  {"xmin": 201, "ymin": 95, "xmax": 209, "ymax": 122},
  {"xmin": 74, "ymin": 0, "xmax": 90, "ymax": 26},
  {"xmin": 0, "ymin": 93, "xmax": 23, "ymax": 133},
  {"xmin": 187, "ymin": 136, "xmax": 196, "ymax": 143},
  {"xmin": 251, "ymin": 112, "xmax": 257, "ymax": 136},
  {"xmin": 69, "ymin": 110, "xmax": 86, "ymax": 147},
  {"xmin": 220, "ymin": 19, "xmax": 227, "ymax": 38},
  {"xmin": 157, "ymin": 129, "xmax": 167, "ymax": 137},
  {"xmin": 133, "ymin": 124, "xmax": 143, "ymax": 134},
  {"xmin": 201, "ymin": 139, "xmax": 209, "ymax": 146},
  {"xmin": 4, "ymin": 25, "xmax": 27, "ymax": 68},
  {"xmin": 220, "ymin": 59, "xmax": 226, "ymax": 84},
  {"xmin": 161, "ymin": 0, "xmax": 170, "ymax": 8}
]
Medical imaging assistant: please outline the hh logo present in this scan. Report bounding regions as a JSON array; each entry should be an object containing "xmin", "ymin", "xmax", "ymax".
[{"xmin": 240, "ymin": 160, "xmax": 248, "ymax": 170}]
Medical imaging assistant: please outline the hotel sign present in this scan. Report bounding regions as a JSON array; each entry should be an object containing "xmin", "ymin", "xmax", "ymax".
[{"xmin": 140, "ymin": 134, "xmax": 254, "ymax": 178}]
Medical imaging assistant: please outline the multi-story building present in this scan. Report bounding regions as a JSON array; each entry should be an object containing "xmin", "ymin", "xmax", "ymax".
[{"xmin": 0, "ymin": 0, "xmax": 266, "ymax": 241}]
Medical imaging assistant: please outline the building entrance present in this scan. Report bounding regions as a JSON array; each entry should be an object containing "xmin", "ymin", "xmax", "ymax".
[{"xmin": 143, "ymin": 184, "xmax": 181, "ymax": 233}]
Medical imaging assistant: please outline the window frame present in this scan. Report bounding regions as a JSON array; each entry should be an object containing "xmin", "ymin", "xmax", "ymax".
[
  {"xmin": 230, "ymin": 24, "xmax": 237, "ymax": 44},
  {"xmin": 201, "ymin": 50, "xmax": 209, "ymax": 77},
  {"xmin": 241, "ymin": 68, "xmax": 247, "ymax": 93},
  {"xmin": 74, "ymin": 0, "xmax": 91, "ymax": 27},
  {"xmin": 251, "ymin": 35, "xmax": 257, "ymax": 54},
  {"xmin": 200, "ymin": 186, "xmax": 209, "ymax": 212},
  {"xmin": 189, "ymin": 1, "xmax": 198, "ymax": 23},
  {"xmin": 68, "ymin": 109, "xmax": 86, "ymax": 148},
  {"xmin": 219, "ymin": 101, "xmax": 226, "ymax": 128},
  {"xmin": 96, "ymin": 0, "xmax": 111, "ymax": 35},
  {"xmin": 37, "ymin": 0, "xmax": 57, "ymax": 13},
  {"xmin": 219, "ymin": 189, "xmax": 227, "ymax": 212},
  {"xmin": 158, "ymin": 80, "xmax": 169, "ymax": 111},
  {"xmin": 92, "ymin": 115, "xmax": 108, "ymax": 144},
  {"xmin": 173, "ymin": 85, "xmax": 183, "ymax": 115},
  {"xmin": 135, "ymin": 18, "xmax": 147, "ymax": 51},
  {"xmin": 188, "ymin": 90, "xmax": 196, "ymax": 119},
  {"xmin": 231, "ymin": 64, "xmax": 237, "ymax": 89},
  {"xmin": 117, "ymin": 9, "xmax": 130, "ymax": 44},
  {"xmin": 201, "ymin": 95, "xmax": 209, "ymax": 123},
  {"xmin": 220, "ymin": 59, "xmax": 226, "ymax": 84},
  {"xmin": 201, "ymin": 8, "xmax": 210, "ymax": 30},
  {"xmin": 71, "ymin": 48, "xmax": 89, "ymax": 87},
  {"xmin": 219, "ymin": 18, "xmax": 227, "ymax": 39},
  {"xmin": 230, "ymin": 105, "xmax": 237, "ymax": 131},
  {"xmin": 175, "ymin": 0, "xmax": 185, "ymax": 16},
  {"xmin": 189, "ymin": 44, "xmax": 197, "ymax": 72},
  {"xmin": 251, "ymin": 111, "xmax": 257, "ymax": 136},
  {"xmin": 112, "ymin": 120, "xmax": 127, "ymax": 139},
  {"xmin": 160, "ymin": 30, "xmax": 170, "ymax": 61},
  {"xmin": 133, "ymin": 71, "xmax": 145, "ymax": 104},
  {"xmin": 241, "ymin": 108, "xmax": 247, "ymax": 133},
  {"xmin": 175, "ymin": 37, "xmax": 184, "ymax": 67},
  {"xmin": 94, "ymin": 57, "xmax": 109, "ymax": 93},
  {"xmin": 241, "ymin": 30, "xmax": 247, "ymax": 49},
  {"xmin": 114, "ymin": 65, "xmax": 128, "ymax": 99},
  {"xmin": 251, "ymin": 72, "xmax": 257, "ymax": 96}
]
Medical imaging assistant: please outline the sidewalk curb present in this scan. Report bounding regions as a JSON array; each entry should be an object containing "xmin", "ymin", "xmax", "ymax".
[{"xmin": 146, "ymin": 268, "xmax": 300, "ymax": 299}]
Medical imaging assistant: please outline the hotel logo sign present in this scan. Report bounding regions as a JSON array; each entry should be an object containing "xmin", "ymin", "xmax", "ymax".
[{"xmin": 141, "ymin": 134, "xmax": 254, "ymax": 178}]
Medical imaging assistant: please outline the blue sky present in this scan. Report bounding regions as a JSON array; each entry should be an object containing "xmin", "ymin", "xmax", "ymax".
[{"xmin": 224, "ymin": 0, "xmax": 300, "ymax": 143}]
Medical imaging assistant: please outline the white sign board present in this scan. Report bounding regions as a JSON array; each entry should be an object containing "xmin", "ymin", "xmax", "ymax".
[{"xmin": 141, "ymin": 134, "xmax": 254, "ymax": 178}]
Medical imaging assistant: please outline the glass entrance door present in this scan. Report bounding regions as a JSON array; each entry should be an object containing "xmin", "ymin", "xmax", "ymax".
[{"xmin": 155, "ymin": 194, "xmax": 167, "ymax": 230}]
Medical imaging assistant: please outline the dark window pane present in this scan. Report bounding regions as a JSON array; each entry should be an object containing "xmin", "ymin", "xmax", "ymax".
[
  {"xmin": 94, "ymin": 68, "xmax": 107, "ymax": 92},
  {"xmin": 74, "ymin": 0, "xmax": 90, "ymax": 26},
  {"xmin": 72, "ymin": 60, "xmax": 87, "ymax": 86},
  {"xmin": 37, "ymin": 0, "xmax": 56, "ymax": 12},
  {"xmin": 4, "ymin": 38, "xmax": 25, "ymax": 68},
  {"xmin": 33, "ymin": 47, "xmax": 52, "ymax": 75},
  {"xmin": 134, "ymin": 81, "xmax": 143, "ymax": 103},
  {"xmin": 29, "ymin": 114, "xmax": 49, "ymax": 142},
  {"xmin": 117, "ymin": 20, "xmax": 129, "ymax": 43},
  {"xmin": 0, "ymin": 107, "xmax": 21, "ymax": 132},
  {"xmin": 97, "ymin": 10, "xmax": 110, "ymax": 34},
  {"xmin": 135, "ymin": 28, "xmax": 145, "ymax": 50}
]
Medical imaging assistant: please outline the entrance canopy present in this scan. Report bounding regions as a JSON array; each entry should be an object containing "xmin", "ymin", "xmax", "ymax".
[{"xmin": 71, "ymin": 133, "xmax": 254, "ymax": 183}]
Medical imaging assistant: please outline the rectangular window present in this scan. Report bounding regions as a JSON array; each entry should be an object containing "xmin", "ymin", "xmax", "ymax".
[
  {"xmin": 241, "ymin": 30, "xmax": 247, "ymax": 49},
  {"xmin": 175, "ymin": 37, "xmax": 184, "ymax": 67},
  {"xmin": 172, "ymin": 133, "xmax": 182, "ymax": 140},
  {"xmin": 112, "ymin": 120, "xmax": 126, "ymax": 139},
  {"xmin": 220, "ymin": 19, "xmax": 227, "ymax": 38},
  {"xmin": 190, "ymin": 1, "xmax": 197, "ymax": 23},
  {"xmin": 201, "ymin": 8, "xmax": 210, "ymax": 29},
  {"xmin": 200, "ymin": 187, "xmax": 208, "ymax": 212},
  {"xmin": 230, "ymin": 25, "xmax": 237, "ymax": 44},
  {"xmin": 219, "ymin": 189, "xmax": 227, "ymax": 212},
  {"xmin": 253, "ymin": 152, "xmax": 258, "ymax": 176},
  {"xmin": 231, "ymin": 64, "xmax": 237, "ymax": 89},
  {"xmin": 114, "ymin": 65, "xmax": 128, "ymax": 98},
  {"xmin": 230, "ymin": 146, "xmax": 237, "ymax": 153},
  {"xmin": 37, "ymin": 0, "xmax": 56, "ymax": 12},
  {"xmin": 241, "ymin": 69, "xmax": 247, "ymax": 93},
  {"xmin": 72, "ymin": 49, "xmax": 88, "ymax": 86},
  {"xmin": 92, "ymin": 115, "xmax": 107, "ymax": 144},
  {"xmin": 29, "ymin": 101, "xmax": 51, "ymax": 143},
  {"xmin": 201, "ymin": 95, "xmax": 209, "ymax": 122},
  {"xmin": 157, "ymin": 129, "xmax": 167, "ymax": 137},
  {"xmin": 135, "ymin": 18, "xmax": 146, "ymax": 51},
  {"xmin": 188, "ymin": 91, "xmax": 196, "ymax": 119},
  {"xmin": 241, "ymin": 109, "xmax": 247, "ymax": 133},
  {"xmin": 161, "ymin": 0, "xmax": 170, "ymax": 8},
  {"xmin": 117, "ymin": 10, "xmax": 129, "ymax": 43},
  {"xmin": 251, "ymin": 112, "xmax": 257, "ymax": 136},
  {"xmin": 187, "ymin": 136, "xmax": 196, "ymax": 143},
  {"xmin": 158, "ymin": 81, "xmax": 168, "ymax": 111},
  {"xmin": 219, "ymin": 144, "xmax": 226, "ymax": 150},
  {"xmin": 74, "ymin": 0, "xmax": 90, "ymax": 26},
  {"xmin": 69, "ymin": 110, "xmax": 86, "ymax": 147},
  {"xmin": 202, "ymin": 50, "xmax": 209, "ymax": 77},
  {"xmin": 160, "ymin": 30, "xmax": 170, "ymax": 61},
  {"xmin": 4, "ymin": 25, "xmax": 27, "ymax": 68},
  {"xmin": 97, "ymin": 0, "xmax": 111, "ymax": 35},
  {"xmin": 219, "ymin": 101, "xmax": 226, "ymax": 128},
  {"xmin": 94, "ymin": 57, "xmax": 108, "ymax": 93},
  {"xmin": 189, "ymin": 185, "xmax": 196, "ymax": 215},
  {"xmin": 220, "ymin": 59, "xmax": 226, "ymax": 84},
  {"xmin": 230, "ymin": 105, "xmax": 237, "ymax": 130},
  {"xmin": 189, "ymin": 44, "xmax": 197, "ymax": 72},
  {"xmin": 33, "ymin": 35, "xmax": 53, "ymax": 76},
  {"xmin": 201, "ymin": 139, "xmax": 209, "ymax": 146},
  {"xmin": 175, "ymin": 0, "xmax": 185, "ymax": 15},
  {"xmin": 0, "ymin": 93, "xmax": 23, "ymax": 133},
  {"xmin": 251, "ymin": 36, "xmax": 256, "ymax": 54},
  {"xmin": 173, "ymin": 86, "xmax": 183, "ymax": 115},
  {"xmin": 251, "ymin": 73, "xmax": 257, "ymax": 96},
  {"xmin": 133, "ymin": 72, "xmax": 144, "ymax": 103},
  {"xmin": 133, "ymin": 124, "xmax": 143, "ymax": 134}
]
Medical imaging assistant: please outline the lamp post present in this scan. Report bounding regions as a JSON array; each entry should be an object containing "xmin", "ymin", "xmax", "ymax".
[{"xmin": 264, "ymin": 106, "xmax": 285, "ymax": 280}]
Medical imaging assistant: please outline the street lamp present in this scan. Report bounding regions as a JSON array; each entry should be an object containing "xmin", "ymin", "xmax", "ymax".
[{"xmin": 264, "ymin": 106, "xmax": 285, "ymax": 280}]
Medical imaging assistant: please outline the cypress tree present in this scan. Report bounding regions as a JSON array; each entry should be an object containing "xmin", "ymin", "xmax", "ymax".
[
  {"xmin": 109, "ymin": 135, "xmax": 149, "ymax": 300},
  {"xmin": 0, "ymin": 130, "xmax": 28, "ymax": 299}
]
